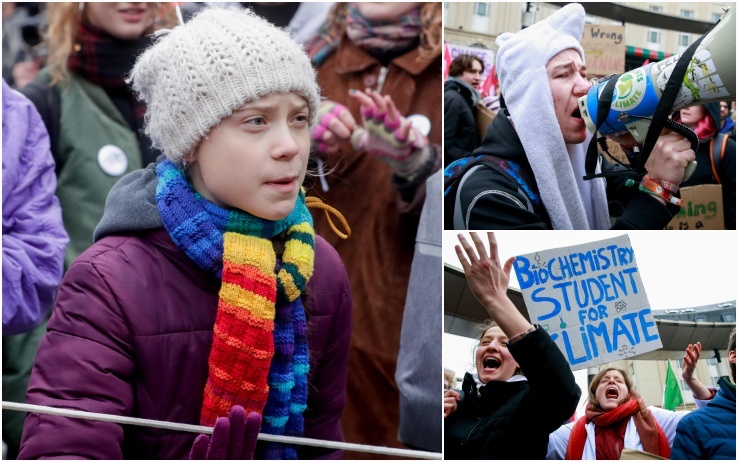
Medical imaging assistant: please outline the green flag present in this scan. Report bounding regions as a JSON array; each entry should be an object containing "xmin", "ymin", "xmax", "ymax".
[{"xmin": 663, "ymin": 360, "xmax": 684, "ymax": 410}]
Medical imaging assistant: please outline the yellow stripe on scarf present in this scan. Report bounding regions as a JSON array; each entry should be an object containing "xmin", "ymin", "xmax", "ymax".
[
  {"xmin": 223, "ymin": 233, "xmax": 275, "ymax": 274},
  {"xmin": 283, "ymin": 239, "xmax": 315, "ymax": 281},
  {"xmin": 220, "ymin": 282, "xmax": 277, "ymax": 320}
]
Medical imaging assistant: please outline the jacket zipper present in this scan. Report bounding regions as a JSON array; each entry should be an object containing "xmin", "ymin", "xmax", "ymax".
[
  {"xmin": 464, "ymin": 398, "xmax": 484, "ymax": 447},
  {"xmin": 376, "ymin": 66, "xmax": 388, "ymax": 94}
]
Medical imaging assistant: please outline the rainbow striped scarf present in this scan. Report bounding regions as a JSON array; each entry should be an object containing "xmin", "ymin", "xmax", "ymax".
[{"xmin": 156, "ymin": 160, "xmax": 313, "ymax": 459}]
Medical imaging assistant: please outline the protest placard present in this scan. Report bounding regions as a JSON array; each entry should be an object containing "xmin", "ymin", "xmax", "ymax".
[
  {"xmin": 665, "ymin": 184, "xmax": 724, "ymax": 230},
  {"xmin": 512, "ymin": 235, "xmax": 662, "ymax": 371},
  {"xmin": 581, "ymin": 25, "xmax": 626, "ymax": 77}
]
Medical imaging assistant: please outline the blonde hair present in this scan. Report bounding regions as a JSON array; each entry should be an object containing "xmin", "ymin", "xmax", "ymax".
[
  {"xmin": 44, "ymin": 2, "xmax": 176, "ymax": 85},
  {"xmin": 444, "ymin": 368, "xmax": 456, "ymax": 387}
]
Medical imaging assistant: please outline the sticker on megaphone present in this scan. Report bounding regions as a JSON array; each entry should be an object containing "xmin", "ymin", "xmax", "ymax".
[{"xmin": 578, "ymin": 6, "xmax": 735, "ymax": 144}]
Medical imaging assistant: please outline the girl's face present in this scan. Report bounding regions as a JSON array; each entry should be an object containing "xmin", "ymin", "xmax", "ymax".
[
  {"xmin": 594, "ymin": 370, "xmax": 629, "ymax": 411},
  {"xmin": 187, "ymin": 92, "xmax": 311, "ymax": 221},
  {"xmin": 679, "ymin": 105, "xmax": 707, "ymax": 128},
  {"xmin": 84, "ymin": 2, "xmax": 156, "ymax": 41},
  {"xmin": 353, "ymin": 2, "xmax": 423, "ymax": 21},
  {"xmin": 475, "ymin": 326, "xmax": 520, "ymax": 384}
]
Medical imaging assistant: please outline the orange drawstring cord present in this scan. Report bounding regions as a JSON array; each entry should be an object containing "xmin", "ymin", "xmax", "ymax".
[{"xmin": 305, "ymin": 196, "xmax": 351, "ymax": 240}]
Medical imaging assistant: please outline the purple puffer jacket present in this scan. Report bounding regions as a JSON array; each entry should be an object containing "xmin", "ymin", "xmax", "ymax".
[
  {"xmin": 2, "ymin": 78, "xmax": 68, "ymax": 334},
  {"xmin": 18, "ymin": 229, "xmax": 351, "ymax": 459}
]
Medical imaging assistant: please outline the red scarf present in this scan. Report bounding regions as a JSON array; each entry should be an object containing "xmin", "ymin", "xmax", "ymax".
[
  {"xmin": 67, "ymin": 21, "xmax": 150, "ymax": 127},
  {"xmin": 566, "ymin": 393, "xmax": 670, "ymax": 460}
]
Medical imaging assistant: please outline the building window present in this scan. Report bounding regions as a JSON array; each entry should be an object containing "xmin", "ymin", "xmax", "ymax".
[
  {"xmin": 681, "ymin": 379, "xmax": 690, "ymax": 391},
  {"xmin": 712, "ymin": 13, "xmax": 723, "ymax": 22},
  {"xmin": 712, "ymin": 376, "xmax": 721, "ymax": 387},
  {"xmin": 695, "ymin": 316, "xmax": 707, "ymax": 322},
  {"xmin": 648, "ymin": 29, "xmax": 661, "ymax": 45},
  {"xmin": 679, "ymin": 34, "xmax": 691, "ymax": 48},
  {"xmin": 680, "ymin": 10, "xmax": 694, "ymax": 18},
  {"xmin": 649, "ymin": 6, "xmax": 663, "ymax": 13},
  {"xmin": 722, "ymin": 313, "xmax": 735, "ymax": 322},
  {"xmin": 708, "ymin": 357, "xmax": 718, "ymax": 365},
  {"xmin": 474, "ymin": 2, "xmax": 489, "ymax": 17}
]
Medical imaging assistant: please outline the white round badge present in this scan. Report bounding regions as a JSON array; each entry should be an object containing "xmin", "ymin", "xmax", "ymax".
[
  {"xmin": 407, "ymin": 114, "xmax": 431, "ymax": 137},
  {"xmin": 97, "ymin": 145, "xmax": 128, "ymax": 177}
]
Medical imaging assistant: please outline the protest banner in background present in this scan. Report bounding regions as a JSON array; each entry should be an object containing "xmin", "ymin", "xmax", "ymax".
[
  {"xmin": 513, "ymin": 235, "xmax": 662, "ymax": 371},
  {"xmin": 581, "ymin": 24, "xmax": 626, "ymax": 77}
]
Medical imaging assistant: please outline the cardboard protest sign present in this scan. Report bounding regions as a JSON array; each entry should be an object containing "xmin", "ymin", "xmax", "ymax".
[
  {"xmin": 665, "ymin": 184, "xmax": 724, "ymax": 230},
  {"xmin": 475, "ymin": 102, "xmax": 496, "ymax": 141},
  {"xmin": 581, "ymin": 25, "xmax": 626, "ymax": 77},
  {"xmin": 513, "ymin": 235, "xmax": 661, "ymax": 371}
]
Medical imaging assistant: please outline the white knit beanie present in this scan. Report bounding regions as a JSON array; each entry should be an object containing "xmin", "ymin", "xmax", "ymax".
[
  {"xmin": 493, "ymin": 4, "xmax": 611, "ymax": 230},
  {"xmin": 129, "ymin": 7, "xmax": 321, "ymax": 164},
  {"xmin": 495, "ymin": 4, "xmax": 584, "ymax": 99}
]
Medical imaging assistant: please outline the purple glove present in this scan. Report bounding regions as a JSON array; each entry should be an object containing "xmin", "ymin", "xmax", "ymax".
[{"xmin": 189, "ymin": 406, "xmax": 262, "ymax": 460}]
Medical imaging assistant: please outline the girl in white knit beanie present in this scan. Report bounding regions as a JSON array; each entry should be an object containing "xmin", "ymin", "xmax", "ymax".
[{"xmin": 20, "ymin": 7, "xmax": 352, "ymax": 460}]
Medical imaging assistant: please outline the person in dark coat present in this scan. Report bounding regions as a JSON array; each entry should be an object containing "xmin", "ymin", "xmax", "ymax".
[
  {"xmin": 443, "ymin": 232, "xmax": 581, "ymax": 459},
  {"xmin": 18, "ymin": 8, "xmax": 352, "ymax": 460},
  {"xmin": 444, "ymin": 54, "xmax": 483, "ymax": 166},
  {"xmin": 675, "ymin": 102, "xmax": 736, "ymax": 229},
  {"xmin": 719, "ymin": 101, "xmax": 735, "ymax": 137},
  {"xmin": 672, "ymin": 328, "xmax": 736, "ymax": 460}
]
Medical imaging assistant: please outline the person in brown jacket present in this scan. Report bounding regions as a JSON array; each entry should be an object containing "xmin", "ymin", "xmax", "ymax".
[{"xmin": 304, "ymin": 2, "xmax": 442, "ymax": 456}]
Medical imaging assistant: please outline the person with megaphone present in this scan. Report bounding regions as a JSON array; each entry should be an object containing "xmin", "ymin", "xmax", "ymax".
[{"xmin": 444, "ymin": 3, "xmax": 719, "ymax": 230}]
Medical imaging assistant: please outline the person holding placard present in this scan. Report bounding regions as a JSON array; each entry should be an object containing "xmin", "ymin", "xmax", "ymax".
[
  {"xmin": 443, "ymin": 232, "xmax": 581, "ymax": 459},
  {"xmin": 546, "ymin": 343, "xmax": 715, "ymax": 459}
]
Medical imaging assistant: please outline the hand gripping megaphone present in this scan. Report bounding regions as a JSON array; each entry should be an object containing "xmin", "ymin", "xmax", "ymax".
[{"xmin": 579, "ymin": 7, "xmax": 735, "ymax": 181}]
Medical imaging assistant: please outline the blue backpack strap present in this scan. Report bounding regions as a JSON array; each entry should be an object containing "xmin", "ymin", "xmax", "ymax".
[{"xmin": 444, "ymin": 154, "xmax": 547, "ymax": 228}]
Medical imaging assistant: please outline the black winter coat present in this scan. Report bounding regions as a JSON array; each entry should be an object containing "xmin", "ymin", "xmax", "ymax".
[
  {"xmin": 444, "ymin": 79, "xmax": 480, "ymax": 166},
  {"xmin": 451, "ymin": 109, "xmax": 679, "ymax": 229},
  {"xmin": 444, "ymin": 326, "xmax": 581, "ymax": 460}
]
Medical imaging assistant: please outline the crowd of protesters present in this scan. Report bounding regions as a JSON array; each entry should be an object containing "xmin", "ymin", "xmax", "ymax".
[
  {"xmin": 2, "ymin": 1, "xmax": 442, "ymax": 459},
  {"xmin": 444, "ymin": 232, "xmax": 736, "ymax": 460},
  {"xmin": 443, "ymin": 3, "xmax": 736, "ymax": 230}
]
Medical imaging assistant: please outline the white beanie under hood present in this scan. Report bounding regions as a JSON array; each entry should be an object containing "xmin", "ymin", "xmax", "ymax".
[{"xmin": 495, "ymin": 3, "xmax": 610, "ymax": 229}]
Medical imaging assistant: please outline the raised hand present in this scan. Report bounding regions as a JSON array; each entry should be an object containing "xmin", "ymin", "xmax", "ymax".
[
  {"xmin": 455, "ymin": 232, "xmax": 532, "ymax": 339},
  {"xmin": 681, "ymin": 342, "xmax": 712, "ymax": 400},
  {"xmin": 311, "ymin": 100, "xmax": 356, "ymax": 155},
  {"xmin": 349, "ymin": 88, "xmax": 430, "ymax": 180}
]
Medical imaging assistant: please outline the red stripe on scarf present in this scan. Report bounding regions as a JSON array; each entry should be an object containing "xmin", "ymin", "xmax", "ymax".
[
  {"xmin": 218, "ymin": 300, "xmax": 275, "ymax": 330},
  {"xmin": 222, "ymin": 260, "xmax": 277, "ymax": 303}
]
